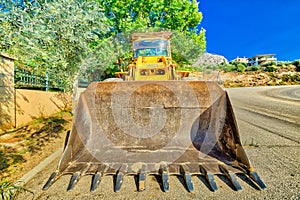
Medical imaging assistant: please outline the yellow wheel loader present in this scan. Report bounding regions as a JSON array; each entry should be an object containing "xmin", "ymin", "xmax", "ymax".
[{"xmin": 43, "ymin": 32, "xmax": 266, "ymax": 192}]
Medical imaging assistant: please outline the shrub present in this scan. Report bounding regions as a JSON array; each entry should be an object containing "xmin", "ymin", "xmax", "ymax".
[
  {"xmin": 265, "ymin": 65, "xmax": 276, "ymax": 72},
  {"xmin": 236, "ymin": 64, "xmax": 245, "ymax": 72},
  {"xmin": 282, "ymin": 74, "xmax": 300, "ymax": 82},
  {"xmin": 247, "ymin": 66, "xmax": 259, "ymax": 71},
  {"xmin": 224, "ymin": 64, "xmax": 236, "ymax": 72},
  {"xmin": 217, "ymin": 63, "xmax": 226, "ymax": 70},
  {"xmin": 263, "ymin": 62, "xmax": 276, "ymax": 67},
  {"xmin": 292, "ymin": 60, "xmax": 300, "ymax": 72},
  {"xmin": 276, "ymin": 62, "xmax": 284, "ymax": 67}
]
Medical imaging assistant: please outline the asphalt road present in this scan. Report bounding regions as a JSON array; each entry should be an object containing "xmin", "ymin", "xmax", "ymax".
[{"xmin": 17, "ymin": 85, "xmax": 300, "ymax": 200}]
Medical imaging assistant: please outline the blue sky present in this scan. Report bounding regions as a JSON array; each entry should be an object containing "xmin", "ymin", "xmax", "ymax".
[{"xmin": 197, "ymin": 0, "xmax": 300, "ymax": 61}]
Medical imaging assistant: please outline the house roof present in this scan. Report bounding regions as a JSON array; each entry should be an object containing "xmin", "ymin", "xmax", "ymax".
[{"xmin": 251, "ymin": 54, "xmax": 275, "ymax": 59}]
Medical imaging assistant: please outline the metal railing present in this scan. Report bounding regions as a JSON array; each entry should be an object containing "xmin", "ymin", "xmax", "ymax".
[{"xmin": 14, "ymin": 69, "xmax": 64, "ymax": 91}]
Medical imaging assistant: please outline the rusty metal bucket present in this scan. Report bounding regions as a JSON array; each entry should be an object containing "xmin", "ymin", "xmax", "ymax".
[{"xmin": 43, "ymin": 81, "xmax": 266, "ymax": 192}]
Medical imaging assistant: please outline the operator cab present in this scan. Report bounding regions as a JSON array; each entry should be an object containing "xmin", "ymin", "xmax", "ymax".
[
  {"xmin": 133, "ymin": 39, "xmax": 170, "ymax": 58},
  {"xmin": 131, "ymin": 32, "xmax": 172, "ymax": 59}
]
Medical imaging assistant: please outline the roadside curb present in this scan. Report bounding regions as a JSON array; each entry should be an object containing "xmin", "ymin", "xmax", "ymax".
[{"xmin": 15, "ymin": 148, "xmax": 63, "ymax": 186}]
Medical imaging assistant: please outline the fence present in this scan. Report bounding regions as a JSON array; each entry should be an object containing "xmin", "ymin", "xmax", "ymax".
[{"xmin": 14, "ymin": 69, "xmax": 64, "ymax": 91}]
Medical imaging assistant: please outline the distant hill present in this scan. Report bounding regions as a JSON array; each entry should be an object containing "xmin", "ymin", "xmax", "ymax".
[{"xmin": 193, "ymin": 52, "xmax": 228, "ymax": 66}]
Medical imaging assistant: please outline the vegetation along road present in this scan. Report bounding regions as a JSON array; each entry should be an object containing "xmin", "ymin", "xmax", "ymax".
[{"xmin": 17, "ymin": 85, "xmax": 300, "ymax": 200}]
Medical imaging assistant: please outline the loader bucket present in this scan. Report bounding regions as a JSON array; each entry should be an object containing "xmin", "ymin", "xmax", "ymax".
[{"xmin": 43, "ymin": 80, "xmax": 266, "ymax": 192}]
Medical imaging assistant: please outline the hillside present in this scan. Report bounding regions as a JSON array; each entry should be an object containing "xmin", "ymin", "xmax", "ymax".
[
  {"xmin": 222, "ymin": 71, "xmax": 300, "ymax": 87},
  {"xmin": 193, "ymin": 52, "xmax": 228, "ymax": 66},
  {"xmin": 190, "ymin": 53, "xmax": 300, "ymax": 87}
]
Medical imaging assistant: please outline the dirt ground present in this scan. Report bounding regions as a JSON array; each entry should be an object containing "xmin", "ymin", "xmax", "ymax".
[{"xmin": 0, "ymin": 110, "xmax": 72, "ymax": 183}]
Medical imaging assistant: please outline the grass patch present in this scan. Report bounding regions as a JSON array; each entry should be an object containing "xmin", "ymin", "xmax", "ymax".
[
  {"xmin": 243, "ymin": 138, "xmax": 259, "ymax": 147},
  {"xmin": 0, "ymin": 181, "xmax": 34, "ymax": 200},
  {"xmin": 0, "ymin": 148, "xmax": 26, "ymax": 171}
]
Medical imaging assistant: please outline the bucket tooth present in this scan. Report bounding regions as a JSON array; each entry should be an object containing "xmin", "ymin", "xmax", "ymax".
[
  {"xmin": 220, "ymin": 165, "xmax": 242, "ymax": 191},
  {"xmin": 161, "ymin": 173, "xmax": 169, "ymax": 192},
  {"xmin": 184, "ymin": 174, "xmax": 194, "ymax": 192},
  {"xmin": 90, "ymin": 165, "xmax": 107, "ymax": 192},
  {"xmin": 43, "ymin": 171, "xmax": 59, "ymax": 190},
  {"xmin": 90, "ymin": 173, "xmax": 101, "ymax": 192},
  {"xmin": 180, "ymin": 165, "xmax": 194, "ymax": 192},
  {"xmin": 138, "ymin": 173, "xmax": 146, "ymax": 192},
  {"xmin": 114, "ymin": 165, "xmax": 127, "ymax": 192},
  {"xmin": 200, "ymin": 166, "xmax": 218, "ymax": 191},
  {"xmin": 137, "ymin": 164, "xmax": 146, "ymax": 192},
  {"xmin": 228, "ymin": 172, "xmax": 242, "ymax": 191},
  {"xmin": 160, "ymin": 165, "xmax": 169, "ymax": 192},
  {"xmin": 67, "ymin": 173, "xmax": 80, "ymax": 191},
  {"xmin": 249, "ymin": 171, "xmax": 266, "ymax": 189},
  {"xmin": 114, "ymin": 172, "xmax": 124, "ymax": 192},
  {"xmin": 206, "ymin": 173, "xmax": 218, "ymax": 192}
]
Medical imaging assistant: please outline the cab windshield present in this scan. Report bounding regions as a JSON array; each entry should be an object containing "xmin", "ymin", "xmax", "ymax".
[{"xmin": 133, "ymin": 40, "xmax": 170, "ymax": 57}]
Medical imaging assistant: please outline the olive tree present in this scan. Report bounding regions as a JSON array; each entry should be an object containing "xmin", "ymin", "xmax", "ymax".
[{"xmin": 0, "ymin": 0, "xmax": 110, "ymax": 89}]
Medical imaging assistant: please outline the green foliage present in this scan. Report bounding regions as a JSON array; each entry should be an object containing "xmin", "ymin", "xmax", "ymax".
[
  {"xmin": 229, "ymin": 61, "xmax": 247, "ymax": 67},
  {"xmin": 248, "ymin": 66, "xmax": 258, "ymax": 71},
  {"xmin": 171, "ymin": 30, "xmax": 206, "ymax": 66},
  {"xmin": 292, "ymin": 60, "xmax": 300, "ymax": 72},
  {"xmin": 0, "ymin": 148, "xmax": 25, "ymax": 171},
  {"xmin": 78, "ymin": 33, "xmax": 133, "ymax": 81},
  {"xmin": 0, "ymin": 181, "xmax": 34, "ymax": 200},
  {"xmin": 243, "ymin": 138, "xmax": 259, "ymax": 147},
  {"xmin": 263, "ymin": 61, "xmax": 276, "ymax": 67},
  {"xmin": 223, "ymin": 64, "xmax": 235, "ymax": 72},
  {"xmin": 94, "ymin": 0, "xmax": 206, "ymax": 67},
  {"xmin": 222, "ymin": 61, "xmax": 248, "ymax": 73},
  {"xmin": 216, "ymin": 63, "xmax": 225, "ymax": 70},
  {"xmin": 179, "ymin": 65, "xmax": 202, "ymax": 72},
  {"xmin": 1, "ymin": 0, "xmax": 206, "ymax": 89},
  {"xmin": 281, "ymin": 74, "xmax": 300, "ymax": 82},
  {"xmin": 105, "ymin": 65, "xmax": 121, "ymax": 77},
  {"xmin": 265, "ymin": 65, "xmax": 277, "ymax": 72},
  {"xmin": 95, "ymin": 0, "xmax": 202, "ymax": 34},
  {"xmin": 0, "ymin": 149, "xmax": 9, "ymax": 171},
  {"xmin": 236, "ymin": 63, "xmax": 245, "ymax": 72},
  {"xmin": 0, "ymin": 0, "xmax": 110, "ymax": 90},
  {"xmin": 276, "ymin": 62, "xmax": 284, "ymax": 67}
]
